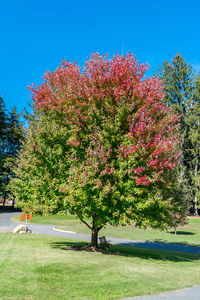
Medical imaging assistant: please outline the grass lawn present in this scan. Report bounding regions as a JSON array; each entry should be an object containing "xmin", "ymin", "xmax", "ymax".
[
  {"xmin": 1, "ymin": 233, "xmax": 200, "ymax": 300},
  {"xmin": 13, "ymin": 214, "xmax": 200, "ymax": 246}
]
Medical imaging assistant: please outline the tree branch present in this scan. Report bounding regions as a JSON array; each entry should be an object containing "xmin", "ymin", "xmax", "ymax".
[
  {"xmin": 97, "ymin": 224, "xmax": 105, "ymax": 231},
  {"xmin": 79, "ymin": 217, "xmax": 92, "ymax": 230}
]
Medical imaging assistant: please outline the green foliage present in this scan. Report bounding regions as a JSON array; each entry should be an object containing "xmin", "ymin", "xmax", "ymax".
[
  {"xmin": 12, "ymin": 54, "xmax": 182, "ymax": 246},
  {"xmin": 186, "ymin": 74, "xmax": 200, "ymax": 215},
  {"xmin": 6, "ymin": 107, "xmax": 24, "ymax": 156},
  {"xmin": 11, "ymin": 113, "xmax": 71, "ymax": 214},
  {"xmin": 0, "ymin": 97, "xmax": 7, "ymax": 175},
  {"xmin": 11, "ymin": 105, "xmax": 181, "ymax": 245},
  {"xmin": 157, "ymin": 54, "xmax": 194, "ymax": 113},
  {"xmin": 0, "ymin": 102, "xmax": 24, "ymax": 203},
  {"xmin": 157, "ymin": 54, "xmax": 195, "ymax": 214}
]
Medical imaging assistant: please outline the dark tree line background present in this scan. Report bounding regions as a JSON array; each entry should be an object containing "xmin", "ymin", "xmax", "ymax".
[
  {"xmin": 1, "ymin": 54, "xmax": 200, "ymax": 215},
  {"xmin": 0, "ymin": 98, "xmax": 24, "ymax": 207}
]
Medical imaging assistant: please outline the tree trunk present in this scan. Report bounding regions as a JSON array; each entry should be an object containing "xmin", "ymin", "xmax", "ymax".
[
  {"xmin": 174, "ymin": 226, "xmax": 177, "ymax": 235},
  {"xmin": 194, "ymin": 193, "xmax": 198, "ymax": 216},
  {"xmin": 91, "ymin": 228, "xmax": 98, "ymax": 247},
  {"xmin": 2, "ymin": 197, "xmax": 6, "ymax": 208}
]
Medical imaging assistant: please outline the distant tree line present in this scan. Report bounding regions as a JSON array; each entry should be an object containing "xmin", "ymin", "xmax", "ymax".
[{"xmin": 0, "ymin": 98, "xmax": 24, "ymax": 207}]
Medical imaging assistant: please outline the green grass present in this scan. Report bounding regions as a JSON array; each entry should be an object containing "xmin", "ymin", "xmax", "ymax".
[
  {"xmin": 1, "ymin": 233, "xmax": 200, "ymax": 299},
  {"xmin": 13, "ymin": 214, "xmax": 200, "ymax": 246}
]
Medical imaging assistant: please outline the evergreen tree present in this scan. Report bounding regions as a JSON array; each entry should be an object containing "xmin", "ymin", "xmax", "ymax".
[
  {"xmin": 0, "ymin": 97, "xmax": 7, "ymax": 202},
  {"xmin": 0, "ymin": 97, "xmax": 7, "ymax": 158},
  {"xmin": 187, "ymin": 75, "xmax": 200, "ymax": 215},
  {"xmin": 0, "ymin": 101, "xmax": 24, "ymax": 207},
  {"xmin": 157, "ymin": 54, "xmax": 195, "ymax": 214},
  {"xmin": 6, "ymin": 106, "xmax": 24, "ymax": 156},
  {"xmin": 2, "ymin": 107, "xmax": 24, "ymax": 206}
]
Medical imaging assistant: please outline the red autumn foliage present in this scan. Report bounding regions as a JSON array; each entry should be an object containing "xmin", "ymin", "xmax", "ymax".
[
  {"xmin": 120, "ymin": 91, "xmax": 180, "ymax": 185},
  {"xmin": 29, "ymin": 53, "xmax": 148, "ymax": 110},
  {"xmin": 29, "ymin": 53, "xmax": 180, "ymax": 187}
]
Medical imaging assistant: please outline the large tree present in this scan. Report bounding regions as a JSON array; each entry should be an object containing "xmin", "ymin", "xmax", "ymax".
[
  {"xmin": 12, "ymin": 53, "xmax": 182, "ymax": 246},
  {"xmin": 2, "ymin": 107, "xmax": 24, "ymax": 206},
  {"xmin": 187, "ymin": 75, "xmax": 200, "ymax": 215},
  {"xmin": 0, "ymin": 97, "xmax": 7, "ymax": 143},
  {"xmin": 157, "ymin": 54, "xmax": 195, "ymax": 213},
  {"xmin": 0, "ymin": 97, "xmax": 7, "ymax": 200},
  {"xmin": 0, "ymin": 97, "xmax": 7, "ymax": 158}
]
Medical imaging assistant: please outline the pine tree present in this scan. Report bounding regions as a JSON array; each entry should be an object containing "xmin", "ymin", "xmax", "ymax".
[
  {"xmin": 0, "ymin": 97, "xmax": 7, "ymax": 203},
  {"xmin": 187, "ymin": 75, "xmax": 200, "ymax": 215},
  {"xmin": 0, "ymin": 97, "xmax": 7, "ymax": 157},
  {"xmin": 6, "ymin": 106, "xmax": 24, "ymax": 156},
  {"xmin": 2, "ymin": 107, "xmax": 24, "ymax": 206},
  {"xmin": 157, "ymin": 54, "xmax": 194, "ymax": 213},
  {"xmin": 0, "ymin": 101, "xmax": 24, "ymax": 207}
]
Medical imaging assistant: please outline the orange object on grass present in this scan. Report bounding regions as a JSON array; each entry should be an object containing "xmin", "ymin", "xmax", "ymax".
[{"xmin": 21, "ymin": 213, "xmax": 32, "ymax": 220}]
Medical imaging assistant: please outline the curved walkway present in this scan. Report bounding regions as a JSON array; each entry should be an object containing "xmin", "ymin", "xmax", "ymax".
[
  {"xmin": 122, "ymin": 285, "xmax": 200, "ymax": 300},
  {"xmin": 1, "ymin": 212, "xmax": 200, "ymax": 300},
  {"xmin": 0, "ymin": 211, "xmax": 19, "ymax": 233},
  {"xmin": 7, "ymin": 213, "xmax": 200, "ymax": 254},
  {"xmin": 2, "ymin": 212, "xmax": 200, "ymax": 253}
]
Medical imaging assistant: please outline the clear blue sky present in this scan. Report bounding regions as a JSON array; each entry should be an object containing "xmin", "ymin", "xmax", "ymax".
[{"xmin": 0, "ymin": 0, "xmax": 200, "ymax": 113}]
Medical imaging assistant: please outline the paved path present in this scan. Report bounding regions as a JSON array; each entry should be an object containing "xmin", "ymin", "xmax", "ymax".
[
  {"xmin": 0, "ymin": 211, "xmax": 19, "ymax": 233},
  {"xmin": 122, "ymin": 285, "xmax": 200, "ymax": 300},
  {"xmin": 2, "ymin": 212, "xmax": 200, "ymax": 253},
  {"xmin": 1, "ymin": 212, "xmax": 200, "ymax": 300},
  {"xmin": 9, "ymin": 217, "xmax": 200, "ymax": 254}
]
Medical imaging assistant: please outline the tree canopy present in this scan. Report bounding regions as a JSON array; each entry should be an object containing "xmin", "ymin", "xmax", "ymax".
[{"xmin": 12, "ymin": 53, "xmax": 182, "ymax": 246}]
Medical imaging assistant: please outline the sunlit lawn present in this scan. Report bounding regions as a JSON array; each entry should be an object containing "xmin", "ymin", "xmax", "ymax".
[
  {"xmin": 13, "ymin": 214, "xmax": 200, "ymax": 246},
  {"xmin": 0, "ymin": 233, "xmax": 200, "ymax": 300}
]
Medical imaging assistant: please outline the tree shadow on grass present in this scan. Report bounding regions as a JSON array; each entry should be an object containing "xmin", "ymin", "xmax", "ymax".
[
  {"xmin": 50, "ymin": 240, "xmax": 200, "ymax": 263},
  {"xmin": 143, "ymin": 238, "xmax": 200, "ymax": 248},
  {"xmin": 168, "ymin": 231, "xmax": 194, "ymax": 235},
  {"xmin": 0, "ymin": 206, "xmax": 21, "ymax": 213}
]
